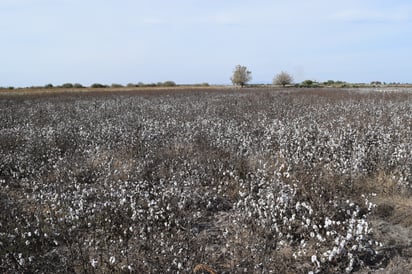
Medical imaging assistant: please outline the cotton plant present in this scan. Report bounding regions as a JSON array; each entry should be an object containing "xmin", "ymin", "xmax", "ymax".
[{"xmin": 1, "ymin": 88, "xmax": 412, "ymax": 272}]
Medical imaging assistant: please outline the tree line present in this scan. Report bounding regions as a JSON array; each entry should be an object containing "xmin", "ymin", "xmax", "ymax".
[
  {"xmin": 1, "ymin": 65, "xmax": 407, "ymax": 90},
  {"xmin": 230, "ymin": 64, "xmax": 407, "ymax": 88}
]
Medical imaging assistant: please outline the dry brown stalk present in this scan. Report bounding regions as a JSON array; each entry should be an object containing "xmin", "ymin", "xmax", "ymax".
[{"xmin": 193, "ymin": 263, "xmax": 217, "ymax": 274}]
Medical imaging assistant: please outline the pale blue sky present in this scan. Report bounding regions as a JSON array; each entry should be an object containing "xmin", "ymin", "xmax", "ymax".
[{"xmin": 1, "ymin": 0, "xmax": 411, "ymax": 87}]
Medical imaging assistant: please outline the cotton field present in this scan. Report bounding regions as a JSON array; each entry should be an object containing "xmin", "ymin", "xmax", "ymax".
[{"xmin": 1, "ymin": 88, "xmax": 411, "ymax": 273}]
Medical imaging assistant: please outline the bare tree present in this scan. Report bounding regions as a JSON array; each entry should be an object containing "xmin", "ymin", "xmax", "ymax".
[
  {"xmin": 274, "ymin": 71, "xmax": 293, "ymax": 87},
  {"xmin": 231, "ymin": 65, "xmax": 252, "ymax": 87}
]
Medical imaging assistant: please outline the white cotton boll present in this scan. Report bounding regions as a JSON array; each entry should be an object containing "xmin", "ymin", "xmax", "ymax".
[
  {"xmin": 345, "ymin": 254, "xmax": 354, "ymax": 273},
  {"xmin": 328, "ymin": 252, "xmax": 334, "ymax": 261},
  {"xmin": 324, "ymin": 217, "xmax": 332, "ymax": 228},
  {"xmin": 316, "ymin": 234, "xmax": 325, "ymax": 242},
  {"xmin": 18, "ymin": 255, "xmax": 25, "ymax": 266},
  {"xmin": 311, "ymin": 255, "xmax": 320, "ymax": 268},
  {"xmin": 109, "ymin": 256, "xmax": 116, "ymax": 265},
  {"xmin": 356, "ymin": 222, "xmax": 365, "ymax": 235}
]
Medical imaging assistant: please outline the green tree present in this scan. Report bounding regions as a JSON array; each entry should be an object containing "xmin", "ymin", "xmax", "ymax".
[
  {"xmin": 161, "ymin": 81, "xmax": 177, "ymax": 87},
  {"xmin": 231, "ymin": 65, "xmax": 252, "ymax": 87},
  {"xmin": 73, "ymin": 83, "xmax": 84, "ymax": 88},
  {"xmin": 61, "ymin": 83, "xmax": 74, "ymax": 88},
  {"xmin": 111, "ymin": 83, "xmax": 124, "ymax": 88},
  {"xmin": 91, "ymin": 83, "xmax": 107, "ymax": 88}
]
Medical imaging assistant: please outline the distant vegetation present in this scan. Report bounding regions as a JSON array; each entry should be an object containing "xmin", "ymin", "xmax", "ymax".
[
  {"xmin": 273, "ymin": 71, "xmax": 294, "ymax": 87},
  {"xmin": 231, "ymin": 65, "xmax": 252, "ymax": 87},
  {"xmin": 1, "ymin": 71, "xmax": 411, "ymax": 92},
  {"xmin": 90, "ymin": 83, "xmax": 108, "ymax": 88}
]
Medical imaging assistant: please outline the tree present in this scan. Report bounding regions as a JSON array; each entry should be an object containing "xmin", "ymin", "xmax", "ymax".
[
  {"xmin": 91, "ymin": 83, "xmax": 107, "ymax": 88},
  {"xmin": 273, "ymin": 71, "xmax": 293, "ymax": 87},
  {"xmin": 231, "ymin": 65, "xmax": 252, "ymax": 87},
  {"xmin": 111, "ymin": 83, "xmax": 124, "ymax": 88},
  {"xmin": 73, "ymin": 83, "xmax": 84, "ymax": 88},
  {"xmin": 161, "ymin": 81, "xmax": 177, "ymax": 87},
  {"xmin": 61, "ymin": 83, "xmax": 74, "ymax": 88}
]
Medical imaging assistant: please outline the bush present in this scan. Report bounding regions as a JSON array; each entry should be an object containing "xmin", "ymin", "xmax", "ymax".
[
  {"xmin": 160, "ymin": 81, "xmax": 177, "ymax": 87},
  {"xmin": 90, "ymin": 83, "xmax": 107, "ymax": 88},
  {"xmin": 300, "ymin": 80, "xmax": 321, "ymax": 88},
  {"xmin": 60, "ymin": 83, "xmax": 74, "ymax": 88},
  {"xmin": 73, "ymin": 83, "xmax": 84, "ymax": 88},
  {"xmin": 111, "ymin": 83, "xmax": 124, "ymax": 88}
]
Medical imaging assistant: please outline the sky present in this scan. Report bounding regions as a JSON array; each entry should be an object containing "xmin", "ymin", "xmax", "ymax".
[{"xmin": 1, "ymin": 0, "xmax": 412, "ymax": 87}]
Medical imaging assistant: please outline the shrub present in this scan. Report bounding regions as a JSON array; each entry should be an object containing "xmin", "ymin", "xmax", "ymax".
[
  {"xmin": 60, "ymin": 83, "xmax": 74, "ymax": 88},
  {"xmin": 300, "ymin": 80, "xmax": 321, "ymax": 88},
  {"xmin": 90, "ymin": 83, "xmax": 107, "ymax": 88},
  {"xmin": 73, "ymin": 83, "xmax": 84, "ymax": 88},
  {"xmin": 161, "ymin": 81, "xmax": 177, "ymax": 87},
  {"xmin": 111, "ymin": 83, "xmax": 124, "ymax": 88}
]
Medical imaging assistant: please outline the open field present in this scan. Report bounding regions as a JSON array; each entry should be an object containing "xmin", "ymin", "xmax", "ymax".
[{"xmin": 1, "ymin": 87, "xmax": 412, "ymax": 273}]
